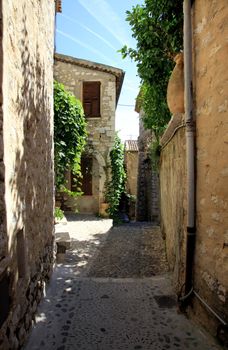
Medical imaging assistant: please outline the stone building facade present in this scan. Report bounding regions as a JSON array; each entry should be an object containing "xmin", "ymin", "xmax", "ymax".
[
  {"xmin": 160, "ymin": 0, "xmax": 228, "ymax": 340},
  {"xmin": 124, "ymin": 140, "xmax": 138, "ymax": 197},
  {"xmin": 0, "ymin": 1, "xmax": 55, "ymax": 348},
  {"xmin": 54, "ymin": 53, "xmax": 124, "ymax": 215},
  {"xmin": 124, "ymin": 140, "xmax": 138, "ymax": 220}
]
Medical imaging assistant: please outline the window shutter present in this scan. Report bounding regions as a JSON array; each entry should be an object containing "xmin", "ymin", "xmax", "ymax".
[
  {"xmin": 55, "ymin": 0, "xmax": 62, "ymax": 13},
  {"xmin": 83, "ymin": 82, "xmax": 100, "ymax": 118}
]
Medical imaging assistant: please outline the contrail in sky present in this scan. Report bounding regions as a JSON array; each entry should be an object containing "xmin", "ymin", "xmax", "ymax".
[
  {"xmin": 78, "ymin": 0, "xmax": 131, "ymax": 47},
  {"xmin": 61, "ymin": 14, "xmax": 117, "ymax": 51},
  {"xmin": 56, "ymin": 29, "xmax": 116, "ymax": 66},
  {"xmin": 124, "ymin": 85, "xmax": 139, "ymax": 93}
]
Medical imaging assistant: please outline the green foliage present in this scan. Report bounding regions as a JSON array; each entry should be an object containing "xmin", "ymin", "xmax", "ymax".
[
  {"xmin": 54, "ymin": 81, "xmax": 87, "ymax": 192},
  {"xmin": 149, "ymin": 139, "xmax": 161, "ymax": 172},
  {"xmin": 120, "ymin": 0, "xmax": 183, "ymax": 137},
  {"xmin": 54, "ymin": 207, "xmax": 64, "ymax": 220},
  {"xmin": 106, "ymin": 134, "xmax": 126, "ymax": 218},
  {"xmin": 126, "ymin": 194, "xmax": 136, "ymax": 202}
]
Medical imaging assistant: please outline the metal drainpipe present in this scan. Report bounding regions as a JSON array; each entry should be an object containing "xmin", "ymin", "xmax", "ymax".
[{"xmin": 183, "ymin": 0, "xmax": 196, "ymax": 298}]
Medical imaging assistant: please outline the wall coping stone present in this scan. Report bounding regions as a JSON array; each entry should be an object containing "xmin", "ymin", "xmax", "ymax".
[{"xmin": 160, "ymin": 113, "xmax": 185, "ymax": 149}]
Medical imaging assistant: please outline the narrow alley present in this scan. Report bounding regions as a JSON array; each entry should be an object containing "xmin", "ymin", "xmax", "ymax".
[{"xmin": 23, "ymin": 215, "xmax": 220, "ymax": 350}]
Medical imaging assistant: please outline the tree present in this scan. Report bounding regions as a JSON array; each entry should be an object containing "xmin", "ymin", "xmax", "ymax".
[
  {"xmin": 54, "ymin": 80, "xmax": 87, "ymax": 192},
  {"xmin": 120, "ymin": 0, "xmax": 183, "ymax": 137}
]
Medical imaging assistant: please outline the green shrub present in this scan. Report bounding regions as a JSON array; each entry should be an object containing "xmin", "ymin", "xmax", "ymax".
[
  {"xmin": 120, "ymin": 0, "xmax": 183, "ymax": 137},
  {"xmin": 54, "ymin": 207, "xmax": 64, "ymax": 221}
]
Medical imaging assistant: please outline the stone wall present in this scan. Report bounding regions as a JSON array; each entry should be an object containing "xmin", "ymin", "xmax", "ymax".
[
  {"xmin": 125, "ymin": 151, "xmax": 138, "ymax": 197},
  {"xmin": 0, "ymin": 1, "xmax": 55, "ymax": 348},
  {"xmin": 160, "ymin": 0, "xmax": 228, "ymax": 338},
  {"xmin": 160, "ymin": 118, "xmax": 187, "ymax": 290},
  {"xmin": 151, "ymin": 169, "xmax": 160, "ymax": 223},
  {"xmin": 136, "ymin": 110, "xmax": 160, "ymax": 223},
  {"xmin": 54, "ymin": 54, "xmax": 122, "ymax": 214},
  {"xmin": 136, "ymin": 151, "xmax": 151, "ymax": 221},
  {"xmin": 124, "ymin": 148, "xmax": 138, "ymax": 220},
  {"xmin": 192, "ymin": 0, "xmax": 228, "ymax": 334},
  {"xmin": 0, "ymin": 0, "xmax": 7, "ymax": 273}
]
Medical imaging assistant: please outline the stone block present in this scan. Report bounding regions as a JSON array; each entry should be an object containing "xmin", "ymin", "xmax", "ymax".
[
  {"xmin": 55, "ymin": 230, "xmax": 71, "ymax": 252},
  {"xmin": 24, "ymin": 313, "xmax": 32, "ymax": 331},
  {"xmin": 9, "ymin": 335, "xmax": 19, "ymax": 350}
]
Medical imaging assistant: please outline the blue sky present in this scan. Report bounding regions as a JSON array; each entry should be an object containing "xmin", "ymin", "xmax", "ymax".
[{"xmin": 56, "ymin": 0, "xmax": 144, "ymax": 141}]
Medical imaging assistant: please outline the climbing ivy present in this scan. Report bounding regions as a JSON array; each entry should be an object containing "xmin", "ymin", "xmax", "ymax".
[
  {"xmin": 106, "ymin": 134, "xmax": 126, "ymax": 219},
  {"xmin": 148, "ymin": 138, "xmax": 161, "ymax": 173},
  {"xmin": 54, "ymin": 80, "xmax": 87, "ymax": 192},
  {"xmin": 120, "ymin": 0, "xmax": 183, "ymax": 137}
]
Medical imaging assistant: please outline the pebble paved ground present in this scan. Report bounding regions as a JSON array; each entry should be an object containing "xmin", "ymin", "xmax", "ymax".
[{"xmin": 24, "ymin": 214, "xmax": 221, "ymax": 350}]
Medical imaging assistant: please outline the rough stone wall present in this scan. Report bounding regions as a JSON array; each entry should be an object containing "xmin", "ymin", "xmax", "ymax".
[
  {"xmin": 125, "ymin": 151, "xmax": 138, "ymax": 196},
  {"xmin": 160, "ymin": 0, "xmax": 228, "ymax": 337},
  {"xmin": 54, "ymin": 56, "xmax": 117, "ymax": 214},
  {"xmin": 160, "ymin": 123, "xmax": 187, "ymax": 290},
  {"xmin": 136, "ymin": 110, "xmax": 160, "ymax": 222},
  {"xmin": 0, "ymin": 1, "xmax": 55, "ymax": 349},
  {"xmin": 192, "ymin": 0, "xmax": 228, "ymax": 333},
  {"xmin": 151, "ymin": 169, "xmax": 160, "ymax": 223},
  {"xmin": 136, "ymin": 151, "xmax": 150, "ymax": 221},
  {"xmin": 0, "ymin": 0, "xmax": 7, "ymax": 270},
  {"xmin": 124, "ymin": 150, "xmax": 138, "ymax": 219}
]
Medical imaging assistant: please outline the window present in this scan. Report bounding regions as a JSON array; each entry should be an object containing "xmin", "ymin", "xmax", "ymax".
[
  {"xmin": 83, "ymin": 81, "xmax": 101, "ymax": 118},
  {"xmin": 71, "ymin": 157, "xmax": 93, "ymax": 195}
]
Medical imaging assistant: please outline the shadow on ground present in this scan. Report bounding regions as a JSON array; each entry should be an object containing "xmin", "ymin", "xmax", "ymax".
[
  {"xmin": 56, "ymin": 214, "xmax": 168, "ymax": 278},
  {"xmin": 23, "ymin": 215, "xmax": 221, "ymax": 350}
]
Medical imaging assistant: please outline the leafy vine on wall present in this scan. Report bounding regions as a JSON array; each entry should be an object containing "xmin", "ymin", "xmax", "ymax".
[
  {"xmin": 105, "ymin": 134, "xmax": 126, "ymax": 219},
  {"xmin": 54, "ymin": 80, "xmax": 87, "ymax": 193}
]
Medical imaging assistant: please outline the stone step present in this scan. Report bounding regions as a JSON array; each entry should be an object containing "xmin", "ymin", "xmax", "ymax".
[{"xmin": 55, "ymin": 230, "xmax": 71, "ymax": 254}]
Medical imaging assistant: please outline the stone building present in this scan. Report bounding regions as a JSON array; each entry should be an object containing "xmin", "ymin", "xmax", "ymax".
[
  {"xmin": 0, "ymin": 1, "xmax": 55, "ymax": 348},
  {"xmin": 124, "ymin": 140, "xmax": 138, "ymax": 220},
  {"xmin": 54, "ymin": 53, "xmax": 124, "ymax": 215},
  {"xmin": 160, "ymin": 0, "xmax": 228, "ymax": 341},
  {"xmin": 124, "ymin": 140, "xmax": 138, "ymax": 197}
]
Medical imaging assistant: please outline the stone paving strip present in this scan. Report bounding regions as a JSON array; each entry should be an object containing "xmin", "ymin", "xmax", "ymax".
[{"xmin": 23, "ymin": 215, "xmax": 221, "ymax": 350}]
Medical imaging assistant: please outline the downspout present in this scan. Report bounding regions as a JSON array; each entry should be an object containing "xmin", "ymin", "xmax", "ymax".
[{"xmin": 183, "ymin": 0, "xmax": 196, "ymax": 298}]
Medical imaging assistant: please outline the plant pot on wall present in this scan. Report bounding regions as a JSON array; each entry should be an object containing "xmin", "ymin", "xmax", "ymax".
[
  {"xmin": 167, "ymin": 52, "xmax": 184, "ymax": 114},
  {"xmin": 99, "ymin": 203, "xmax": 109, "ymax": 218}
]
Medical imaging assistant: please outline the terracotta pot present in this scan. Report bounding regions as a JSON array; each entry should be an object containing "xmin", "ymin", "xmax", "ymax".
[
  {"xmin": 99, "ymin": 203, "xmax": 109, "ymax": 218},
  {"xmin": 167, "ymin": 52, "xmax": 185, "ymax": 114}
]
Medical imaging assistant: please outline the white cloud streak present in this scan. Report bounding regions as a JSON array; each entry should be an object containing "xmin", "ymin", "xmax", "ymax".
[
  {"xmin": 56, "ymin": 29, "xmax": 116, "ymax": 66},
  {"xmin": 61, "ymin": 14, "xmax": 118, "ymax": 51},
  {"xmin": 78, "ymin": 0, "xmax": 131, "ymax": 47}
]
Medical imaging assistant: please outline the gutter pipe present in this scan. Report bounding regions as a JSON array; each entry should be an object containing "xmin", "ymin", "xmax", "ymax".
[{"xmin": 183, "ymin": 0, "xmax": 196, "ymax": 297}]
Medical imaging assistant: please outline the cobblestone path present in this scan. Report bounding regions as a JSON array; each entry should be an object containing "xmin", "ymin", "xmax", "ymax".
[{"xmin": 24, "ymin": 215, "xmax": 221, "ymax": 350}]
